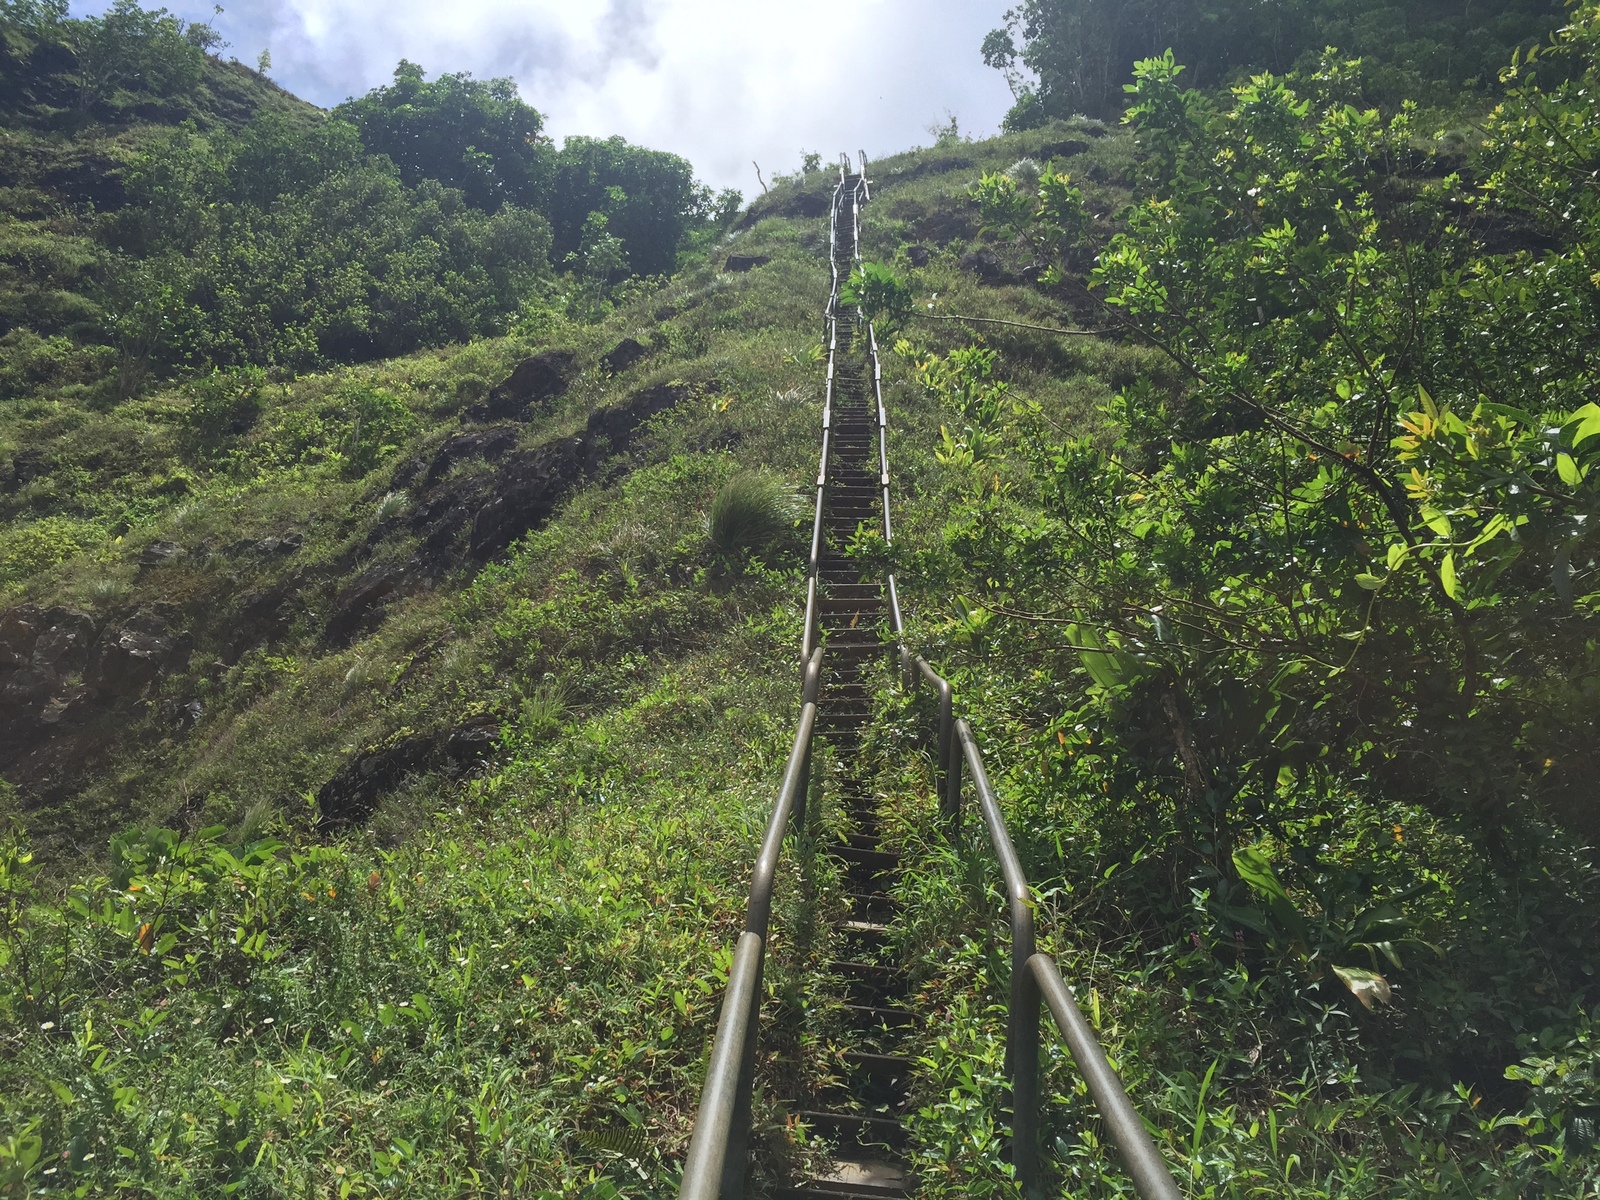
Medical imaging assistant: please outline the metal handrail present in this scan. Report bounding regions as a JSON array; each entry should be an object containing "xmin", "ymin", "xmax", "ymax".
[
  {"xmin": 679, "ymin": 649, "xmax": 823, "ymax": 1200},
  {"xmin": 861, "ymin": 267, "xmax": 1183, "ymax": 1198}
]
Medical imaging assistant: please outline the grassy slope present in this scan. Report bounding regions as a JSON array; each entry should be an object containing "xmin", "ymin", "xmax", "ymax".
[
  {"xmin": 0, "ymin": 41, "xmax": 322, "ymax": 396},
  {"xmin": 4, "ymin": 112, "xmax": 1594, "ymax": 1199},
  {"xmin": 0, "ymin": 157, "xmax": 860, "ymax": 1193}
]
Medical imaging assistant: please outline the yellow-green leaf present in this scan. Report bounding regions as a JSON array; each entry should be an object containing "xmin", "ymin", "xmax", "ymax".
[
  {"xmin": 1557, "ymin": 452, "xmax": 1582, "ymax": 486},
  {"xmin": 1418, "ymin": 385, "xmax": 1439, "ymax": 421},
  {"xmin": 1386, "ymin": 543, "xmax": 1410, "ymax": 571},
  {"xmin": 1569, "ymin": 402, "xmax": 1600, "ymax": 447},
  {"xmin": 1354, "ymin": 573, "xmax": 1386, "ymax": 591},
  {"xmin": 1440, "ymin": 551, "xmax": 1462, "ymax": 600}
]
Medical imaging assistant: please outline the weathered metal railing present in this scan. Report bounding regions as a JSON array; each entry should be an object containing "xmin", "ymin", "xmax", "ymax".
[
  {"xmin": 865, "ymin": 267, "xmax": 1182, "ymax": 1200},
  {"xmin": 682, "ymin": 165, "xmax": 865, "ymax": 1200},
  {"xmin": 678, "ymin": 648, "xmax": 824, "ymax": 1199}
]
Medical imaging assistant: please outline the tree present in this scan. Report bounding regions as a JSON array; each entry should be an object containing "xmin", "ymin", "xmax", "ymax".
[
  {"xmin": 548, "ymin": 135, "xmax": 701, "ymax": 278},
  {"xmin": 983, "ymin": 0, "xmax": 1568, "ymax": 122},
  {"xmin": 65, "ymin": 0, "xmax": 206, "ymax": 114},
  {"xmin": 938, "ymin": 13, "xmax": 1600, "ymax": 849},
  {"xmin": 334, "ymin": 61, "xmax": 550, "ymax": 214}
]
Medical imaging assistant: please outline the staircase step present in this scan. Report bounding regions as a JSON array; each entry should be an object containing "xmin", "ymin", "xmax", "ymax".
[
  {"xmin": 841, "ymin": 1003, "xmax": 912, "ymax": 1031},
  {"xmin": 795, "ymin": 1110, "xmax": 908, "ymax": 1150},
  {"xmin": 777, "ymin": 1157, "xmax": 910, "ymax": 1200}
]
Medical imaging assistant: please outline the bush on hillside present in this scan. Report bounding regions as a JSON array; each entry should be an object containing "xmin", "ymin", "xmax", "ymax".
[{"xmin": 707, "ymin": 472, "xmax": 795, "ymax": 555}]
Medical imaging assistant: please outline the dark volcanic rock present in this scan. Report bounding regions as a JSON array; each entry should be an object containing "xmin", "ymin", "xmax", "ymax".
[
  {"xmin": 254, "ymin": 532, "xmax": 304, "ymax": 556},
  {"xmin": 89, "ymin": 611, "xmax": 188, "ymax": 698},
  {"xmin": 3, "ymin": 449, "xmax": 51, "ymax": 493},
  {"xmin": 907, "ymin": 245, "xmax": 931, "ymax": 268},
  {"xmin": 959, "ymin": 248, "xmax": 1034, "ymax": 286},
  {"xmin": 915, "ymin": 207, "xmax": 979, "ymax": 246},
  {"xmin": 0, "ymin": 605, "xmax": 192, "ymax": 781},
  {"xmin": 229, "ymin": 580, "xmax": 300, "ymax": 661},
  {"xmin": 325, "ymin": 562, "xmax": 414, "ymax": 645},
  {"xmin": 422, "ymin": 427, "xmax": 520, "ymax": 486},
  {"xmin": 0, "ymin": 606, "xmax": 41, "ymax": 668},
  {"xmin": 602, "ymin": 337, "xmax": 648, "ymax": 375},
  {"xmin": 734, "ymin": 188, "xmax": 831, "ymax": 230},
  {"xmin": 33, "ymin": 607, "xmax": 96, "ymax": 677},
  {"xmin": 137, "ymin": 540, "xmax": 183, "ymax": 568},
  {"xmin": 411, "ymin": 381, "xmax": 696, "ymax": 568},
  {"xmin": 885, "ymin": 154, "xmax": 976, "ymax": 181},
  {"xmin": 467, "ymin": 439, "xmax": 586, "ymax": 562},
  {"xmin": 724, "ymin": 255, "xmax": 772, "ymax": 273},
  {"xmin": 1038, "ymin": 137, "xmax": 1094, "ymax": 156},
  {"xmin": 316, "ymin": 716, "xmax": 501, "ymax": 827},
  {"xmin": 466, "ymin": 348, "xmax": 578, "ymax": 422}
]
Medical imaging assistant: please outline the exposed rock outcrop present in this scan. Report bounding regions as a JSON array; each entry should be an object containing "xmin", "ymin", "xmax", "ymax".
[
  {"xmin": 602, "ymin": 337, "xmax": 648, "ymax": 375},
  {"xmin": 315, "ymin": 716, "xmax": 500, "ymax": 827},
  {"xmin": 465, "ymin": 348, "xmax": 578, "ymax": 422},
  {"xmin": 0, "ymin": 606, "xmax": 191, "ymax": 777}
]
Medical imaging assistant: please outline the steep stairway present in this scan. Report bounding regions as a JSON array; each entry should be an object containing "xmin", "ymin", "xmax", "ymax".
[
  {"xmin": 678, "ymin": 158, "xmax": 1182, "ymax": 1200},
  {"xmin": 780, "ymin": 172, "xmax": 913, "ymax": 1200}
]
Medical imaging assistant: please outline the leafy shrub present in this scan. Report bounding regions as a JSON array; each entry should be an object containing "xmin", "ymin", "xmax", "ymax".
[
  {"xmin": 841, "ymin": 262, "xmax": 913, "ymax": 331},
  {"xmin": 0, "ymin": 516, "xmax": 98, "ymax": 583},
  {"xmin": 707, "ymin": 472, "xmax": 794, "ymax": 554},
  {"xmin": 182, "ymin": 366, "xmax": 264, "ymax": 449},
  {"xmin": 247, "ymin": 383, "xmax": 417, "ymax": 477}
]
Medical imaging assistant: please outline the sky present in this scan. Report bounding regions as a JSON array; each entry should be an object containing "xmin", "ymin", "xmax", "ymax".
[{"xmin": 73, "ymin": 0, "xmax": 1018, "ymax": 193}]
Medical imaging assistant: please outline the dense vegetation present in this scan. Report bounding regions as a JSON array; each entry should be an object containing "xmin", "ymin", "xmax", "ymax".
[
  {"xmin": 0, "ymin": 0, "xmax": 736, "ymax": 401},
  {"xmin": 2, "ymin": 0, "xmax": 1599, "ymax": 1195},
  {"xmin": 983, "ymin": 0, "xmax": 1572, "ymax": 123},
  {"xmin": 877, "ymin": 3, "xmax": 1600, "ymax": 1196}
]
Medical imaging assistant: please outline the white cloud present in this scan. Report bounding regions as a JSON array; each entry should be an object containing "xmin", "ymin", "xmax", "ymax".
[{"xmin": 72, "ymin": 0, "xmax": 1015, "ymax": 191}]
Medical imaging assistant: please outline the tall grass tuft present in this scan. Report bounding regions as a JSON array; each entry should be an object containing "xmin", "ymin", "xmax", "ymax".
[{"xmin": 708, "ymin": 472, "xmax": 794, "ymax": 553}]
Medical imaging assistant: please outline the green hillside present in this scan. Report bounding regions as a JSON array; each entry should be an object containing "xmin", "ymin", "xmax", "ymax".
[{"xmin": 2, "ymin": 0, "xmax": 1600, "ymax": 1196}]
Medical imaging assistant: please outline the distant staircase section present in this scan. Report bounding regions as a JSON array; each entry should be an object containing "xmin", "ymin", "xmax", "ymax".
[
  {"xmin": 677, "ymin": 154, "xmax": 1186, "ymax": 1200},
  {"xmin": 781, "ymin": 160, "xmax": 912, "ymax": 1200}
]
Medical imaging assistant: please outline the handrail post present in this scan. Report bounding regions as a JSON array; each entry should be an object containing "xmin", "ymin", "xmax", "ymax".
[
  {"xmin": 939, "ymin": 681, "xmax": 957, "ymax": 827},
  {"xmin": 1011, "ymin": 928, "xmax": 1042, "ymax": 1196}
]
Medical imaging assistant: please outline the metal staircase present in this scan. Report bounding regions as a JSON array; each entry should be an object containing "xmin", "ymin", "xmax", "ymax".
[
  {"xmin": 677, "ymin": 154, "xmax": 1184, "ymax": 1200},
  {"xmin": 780, "ymin": 163, "xmax": 911, "ymax": 1200}
]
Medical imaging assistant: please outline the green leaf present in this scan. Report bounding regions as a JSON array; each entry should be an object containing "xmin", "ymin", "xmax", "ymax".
[
  {"xmin": 1064, "ymin": 623, "xmax": 1142, "ymax": 689},
  {"xmin": 1354, "ymin": 573, "xmax": 1386, "ymax": 591},
  {"xmin": 1440, "ymin": 551, "xmax": 1462, "ymax": 600},
  {"xmin": 1386, "ymin": 543, "xmax": 1410, "ymax": 571},
  {"xmin": 1332, "ymin": 964, "xmax": 1392, "ymax": 1010},
  {"xmin": 1231, "ymin": 843, "xmax": 1309, "ymax": 944},
  {"xmin": 1557, "ymin": 452, "xmax": 1583, "ymax": 486},
  {"xmin": 1568, "ymin": 401, "xmax": 1600, "ymax": 447}
]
